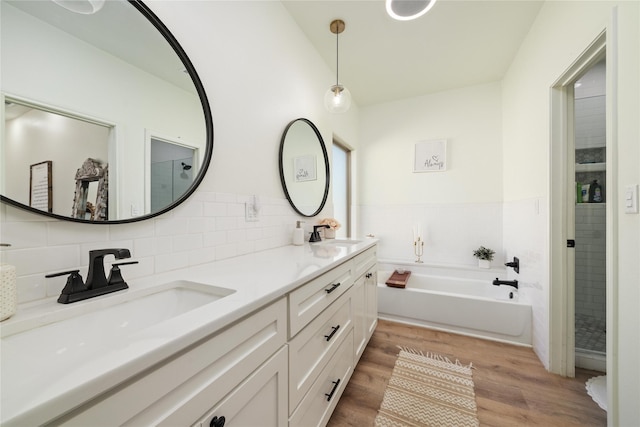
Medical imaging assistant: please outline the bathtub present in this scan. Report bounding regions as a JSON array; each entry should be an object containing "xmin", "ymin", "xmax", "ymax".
[{"xmin": 377, "ymin": 261, "xmax": 532, "ymax": 346}]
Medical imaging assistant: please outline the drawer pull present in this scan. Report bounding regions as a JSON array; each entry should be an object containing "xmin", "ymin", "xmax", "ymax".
[
  {"xmin": 324, "ymin": 283, "xmax": 341, "ymax": 294},
  {"xmin": 210, "ymin": 416, "xmax": 225, "ymax": 427},
  {"xmin": 365, "ymin": 273, "xmax": 372, "ymax": 278},
  {"xmin": 325, "ymin": 379, "xmax": 341, "ymax": 402},
  {"xmin": 324, "ymin": 325, "xmax": 340, "ymax": 342}
]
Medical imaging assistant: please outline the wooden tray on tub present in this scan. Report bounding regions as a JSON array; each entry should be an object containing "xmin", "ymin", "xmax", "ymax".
[{"xmin": 385, "ymin": 270, "xmax": 411, "ymax": 288}]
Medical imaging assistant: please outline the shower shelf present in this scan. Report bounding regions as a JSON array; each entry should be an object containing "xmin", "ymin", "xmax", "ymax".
[{"xmin": 576, "ymin": 162, "xmax": 606, "ymax": 172}]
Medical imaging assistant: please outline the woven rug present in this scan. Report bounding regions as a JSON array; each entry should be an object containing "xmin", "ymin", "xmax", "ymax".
[{"xmin": 374, "ymin": 347, "xmax": 479, "ymax": 427}]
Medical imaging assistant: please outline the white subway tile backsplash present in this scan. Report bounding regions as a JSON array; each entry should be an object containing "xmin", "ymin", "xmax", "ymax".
[
  {"xmin": 203, "ymin": 202, "xmax": 228, "ymax": 217},
  {"xmin": 48, "ymin": 221, "xmax": 109, "ymax": 246},
  {"xmin": 2, "ymin": 192, "xmax": 306, "ymax": 304},
  {"xmin": 0, "ymin": 221, "xmax": 48, "ymax": 249},
  {"xmin": 155, "ymin": 217, "xmax": 188, "ymax": 236}
]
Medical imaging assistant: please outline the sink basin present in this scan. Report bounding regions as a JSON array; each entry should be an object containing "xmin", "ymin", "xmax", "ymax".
[
  {"xmin": 2, "ymin": 280, "xmax": 234, "ymax": 340},
  {"xmin": 0, "ymin": 280, "xmax": 235, "ymax": 424},
  {"xmin": 322, "ymin": 239, "xmax": 362, "ymax": 246}
]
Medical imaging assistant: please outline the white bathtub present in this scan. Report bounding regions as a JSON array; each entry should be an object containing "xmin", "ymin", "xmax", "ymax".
[{"xmin": 377, "ymin": 261, "xmax": 532, "ymax": 346}]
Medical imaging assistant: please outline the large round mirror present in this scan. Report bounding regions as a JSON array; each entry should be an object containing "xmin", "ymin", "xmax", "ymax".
[
  {"xmin": 279, "ymin": 118, "xmax": 329, "ymax": 217},
  {"xmin": 0, "ymin": 0, "xmax": 213, "ymax": 223}
]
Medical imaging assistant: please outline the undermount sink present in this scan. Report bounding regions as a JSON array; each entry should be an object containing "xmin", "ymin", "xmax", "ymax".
[
  {"xmin": 322, "ymin": 239, "xmax": 362, "ymax": 246},
  {"xmin": 1, "ymin": 280, "xmax": 234, "ymax": 365}
]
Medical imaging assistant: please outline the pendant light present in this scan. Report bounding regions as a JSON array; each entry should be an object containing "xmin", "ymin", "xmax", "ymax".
[{"xmin": 324, "ymin": 19, "xmax": 351, "ymax": 114}]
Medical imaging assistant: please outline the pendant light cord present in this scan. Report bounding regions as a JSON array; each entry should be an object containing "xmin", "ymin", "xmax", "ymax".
[{"xmin": 335, "ymin": 28, "xmax": 340, "ymax": 86}]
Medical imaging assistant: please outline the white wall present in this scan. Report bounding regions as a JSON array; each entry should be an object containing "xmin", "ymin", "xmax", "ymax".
[
  {"xmin": 358, "ymin": 82, "xmax": 504, "ymax": 265},
  {"xmin": 502, "ymin": 1, "xmax": 639, "ymax": 424}
]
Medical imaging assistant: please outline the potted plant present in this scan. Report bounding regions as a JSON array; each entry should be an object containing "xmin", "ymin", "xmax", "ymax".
[
  {"xmin": 473, "ymin": 246, "xmax": 495, "ymax": 268},
  {"xmin": 318, "ymin": 218, "xmax": 341, "ymax": 239}
]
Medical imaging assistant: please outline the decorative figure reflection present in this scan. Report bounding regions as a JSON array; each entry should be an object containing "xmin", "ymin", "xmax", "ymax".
[{"xmin": 71, "ymin": 158, "xmax": 108, "ymax": 221}]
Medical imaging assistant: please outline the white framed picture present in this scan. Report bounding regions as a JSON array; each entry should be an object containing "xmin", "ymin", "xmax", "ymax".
[
  {"xmin": 294, "ymin": 155, "xmax": 317, "ymax": 182},
  {"xmin": 414, "ymin": 139, "xmax": 447, "ymax": 172}
]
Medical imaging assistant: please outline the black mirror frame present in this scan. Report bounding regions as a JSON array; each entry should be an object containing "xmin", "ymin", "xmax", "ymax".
[
  {"xmin": 0, "ymin": 0, "xmax": 213, "ymax": 225},
  {"xmin": 278, "ymin": 118, "xmax": 330, "ymax": 217}
]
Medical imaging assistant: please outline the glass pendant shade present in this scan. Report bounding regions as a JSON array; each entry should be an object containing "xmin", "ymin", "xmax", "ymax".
[
  {"xmin": 52, "ymin": 0, "xmax": 105, "ymax": 14},
  {"xmin": 324, "ymin": 84, "xmax": 351, "ymax": 114}
]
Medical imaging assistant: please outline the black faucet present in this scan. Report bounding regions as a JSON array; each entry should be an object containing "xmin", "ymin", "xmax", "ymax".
[
  {"xmin": 86, "ymin": 248, "xmax": 131, "ymax": 289},
  {"xmin": 492, "ymin": 278, "xmax": 518, "ymax": 289},
  {"xmin": 309, "ymin": 225, "xmax": 330, "ymax": 243},
  {"xmin": 505, "ymin": 256, "xmax": 520, "ymax": 273},
  {"xmin": 46, "ymin": 248, "xmax": 137, "ymax": 304}
]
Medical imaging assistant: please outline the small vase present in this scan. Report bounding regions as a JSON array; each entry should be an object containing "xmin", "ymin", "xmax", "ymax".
[
  {"xmin": 478, "ymin": 259, "xmax": 491, "ymax": 269},
  {"xmin": 324, "ymin": 228, "xmax": 336, "ymax": 239}
]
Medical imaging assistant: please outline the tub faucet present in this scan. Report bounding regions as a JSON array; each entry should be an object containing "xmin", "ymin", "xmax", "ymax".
[
  {"xmin": 505, "ymin": 256, "xmax": 520, "ymax": 273},
  {"xmin": 309, "ymin": 225, "xmax": 330, "ymax": 243},
  {"xmin": 493, "ymin": 278, "xmax": 518, "ymax": 289}
]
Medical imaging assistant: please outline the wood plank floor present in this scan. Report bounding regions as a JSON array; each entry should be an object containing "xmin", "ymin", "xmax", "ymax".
[{"xmin": 328, "ymin": 320, "xmax": 607, "ymax": 426}]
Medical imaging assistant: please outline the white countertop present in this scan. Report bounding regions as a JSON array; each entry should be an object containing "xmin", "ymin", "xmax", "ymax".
[{"xmin": 0, "ymin": 238, "xmax": 377, "ymax": 426}]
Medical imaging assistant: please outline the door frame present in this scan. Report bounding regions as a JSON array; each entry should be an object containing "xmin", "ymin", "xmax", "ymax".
[
  {"xmin": 549, "ymin": 31, "xmax": 606, "ymax": 377},
  {"xmin": 549, "ymin": 21, "xmax": 619, "ymax": 425}
]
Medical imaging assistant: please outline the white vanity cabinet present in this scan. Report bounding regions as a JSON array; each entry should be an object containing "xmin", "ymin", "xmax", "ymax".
[
  {"xmin": 352, "ymin": 247, "xmax": 378, "ymax": 360},
  {"xmin": 42, "ymin": 243, "xmax": 377, "ymax": 427},
  {"xmin": 287, "ymin": 244, "xmax": 377, "ymax": 427},
  {"xmin": 52, "ymin": 298, "xmax": 287, "ymax": 427}
]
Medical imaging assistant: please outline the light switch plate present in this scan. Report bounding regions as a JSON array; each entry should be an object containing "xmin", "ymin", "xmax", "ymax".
[{"xmin": 625, "ymin": 184, "xmax": 639, "ymax": 214}]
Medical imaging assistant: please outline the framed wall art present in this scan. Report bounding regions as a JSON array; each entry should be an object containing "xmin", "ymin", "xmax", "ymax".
[{"xmin": 414, "ymin": 139, "xmax": 447, "ymax": 172}]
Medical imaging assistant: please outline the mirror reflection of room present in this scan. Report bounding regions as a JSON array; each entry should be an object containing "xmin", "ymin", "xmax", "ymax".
[{"xmin": 3, "ymin": 100, "xmax": 110, "ymax": 217}]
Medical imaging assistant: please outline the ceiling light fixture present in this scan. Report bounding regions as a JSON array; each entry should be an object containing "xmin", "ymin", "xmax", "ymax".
[
  {"xmin": 386, "ymin": 0, "xmax": 437, "ymax": 21},
  {"xmin": 324, "ymin": 19, "xmax": 351, "ymax": 114},
  {"xmin": 51, "ymin": 0, "xmax": 105, "ymax": 15}
]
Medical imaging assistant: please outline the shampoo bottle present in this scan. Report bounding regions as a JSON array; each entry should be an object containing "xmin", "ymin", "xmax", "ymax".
[
  {"xmin": 293, "ymin": 221, "xmax": 305, "ymax": 246},
  {"xmin": 589, "ymin": 180, "xmax": 603, "ymax": 203}
]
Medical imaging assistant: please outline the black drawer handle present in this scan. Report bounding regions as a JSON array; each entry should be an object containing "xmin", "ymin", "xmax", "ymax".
[
  {"xmin": 365, "ymin": 272, "xmax": 372, "ymax": 279},
  {"xmin": 324, "ymin": 325, "xmax": 340, "ymax": 342},
  {"xmin": 210, "ymin": 415, "xmax": 225, "ymax": 427},
  {"xmin": 325, "ymin": 379, "xmax": 341, "ymax": 401},
  {"xmin": 325, "ymin": 283, "xmax": 341, "ymax": 294}
]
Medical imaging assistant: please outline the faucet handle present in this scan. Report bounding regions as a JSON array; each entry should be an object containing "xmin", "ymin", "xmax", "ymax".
[
  {"xmin": 46, "ymin": 270, "xmax": 87, "ymax": 302},
  {"xmin": 107, "ymin": 261, "xmax": 138, "ymax": 288}
]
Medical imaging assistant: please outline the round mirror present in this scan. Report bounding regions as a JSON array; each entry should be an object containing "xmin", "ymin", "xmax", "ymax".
[
  {"xmin": 0, "ymin": 0, "xmax": 213, "ymax": 224},
  {"xmin": 279, "ymin": 118, "xmax": 329, "ymax": 217}
]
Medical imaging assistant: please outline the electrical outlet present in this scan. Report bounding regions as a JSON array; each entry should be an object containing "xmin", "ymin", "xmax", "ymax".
[{"xmin": 245, "ymin": 202, "xmax": 259, "ymax": 222}]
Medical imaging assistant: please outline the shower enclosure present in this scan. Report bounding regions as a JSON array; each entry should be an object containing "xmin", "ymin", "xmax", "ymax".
[
  {"xmin": 573, "ymin": 60, "xmax": 606, "ymax": 370},
  {"xmin": 150, "ymin": 139, "xmax": 195, "ymax": 214}
]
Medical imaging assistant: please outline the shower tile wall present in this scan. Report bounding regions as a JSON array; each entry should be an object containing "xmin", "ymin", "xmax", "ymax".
[{"xmin": 575, "ymin": 204, "xmax": 606, "ymax": 321}]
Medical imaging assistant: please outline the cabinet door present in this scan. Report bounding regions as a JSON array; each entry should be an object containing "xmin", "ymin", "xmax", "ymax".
[
  {"xmin": 364, "ymin": 267, "xmax": 378, "ymax": 340},
  {"xmin": 193, "ymin": 347, "xmax": 288, "ymax": 427},
  {"xmin": 352, "ymin": 275, "xmax": 366, "ymax": 361}
]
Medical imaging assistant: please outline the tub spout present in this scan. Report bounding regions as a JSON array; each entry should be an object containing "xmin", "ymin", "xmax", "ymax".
[{"xmin": 493, "ymin": 278, "xmax": 518, "ymax": 289}]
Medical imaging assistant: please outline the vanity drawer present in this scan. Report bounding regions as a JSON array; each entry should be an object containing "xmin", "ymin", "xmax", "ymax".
[
  {"xmin": 289, "ymin": 330, "xmax": 354, "ymax": 427},
  {"xmin": 353, "ymin": 246, "xmax": 377, "ymax": 279},
  {"xmin": 54, "ymin": 298, "xmax": 287, "ymax": 426},
  {"xmin": 289, "ymin": 288, "xmax": 353, "ymax": 413},
  {"xmin": 289, "ymin": 260, "xmax": 353, "ymax": 337}
]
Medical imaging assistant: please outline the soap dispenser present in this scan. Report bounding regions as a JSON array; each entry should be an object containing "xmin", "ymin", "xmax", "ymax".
[{"xmin": 293, "ymin": 221, "xmax": 305, "ymax": 246}]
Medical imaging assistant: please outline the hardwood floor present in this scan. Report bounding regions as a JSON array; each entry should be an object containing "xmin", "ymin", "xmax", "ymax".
[{"xmin": 328, "ymin": 319, "xmax": 607, "ymax": 426}]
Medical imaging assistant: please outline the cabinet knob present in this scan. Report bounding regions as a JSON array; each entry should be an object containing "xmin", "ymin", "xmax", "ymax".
[{"xmin": 210, "ymin": 416, "xmax": 225, "ymax": 427}]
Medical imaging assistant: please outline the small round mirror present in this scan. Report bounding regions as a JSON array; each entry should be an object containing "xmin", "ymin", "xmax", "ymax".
[{"xmin": 279, "ymin": 118, "xmax": 329, "ymax": 217}]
